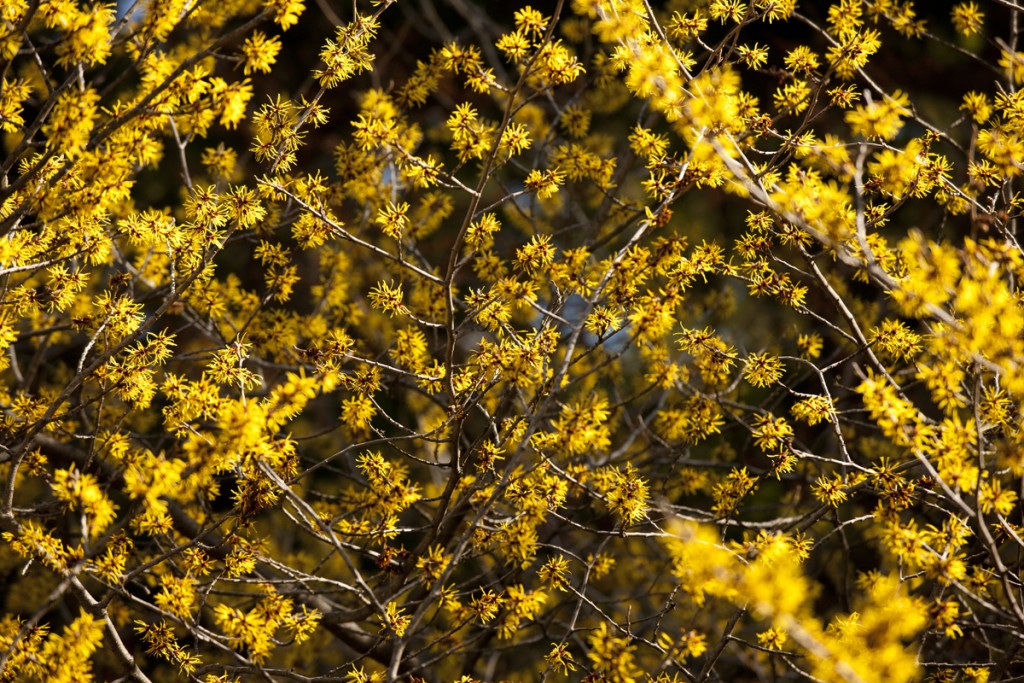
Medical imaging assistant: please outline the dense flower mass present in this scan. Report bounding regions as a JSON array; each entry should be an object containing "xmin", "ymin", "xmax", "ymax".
[{"xmin": 0, "ymin": 0, "xmax": 1023, "ymax": 681}]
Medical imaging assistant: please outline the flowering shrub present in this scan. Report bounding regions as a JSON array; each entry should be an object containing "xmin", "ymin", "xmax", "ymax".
[{"xmin": 0, "ymin": 0, "xmax": 1021, "ymax": 680}]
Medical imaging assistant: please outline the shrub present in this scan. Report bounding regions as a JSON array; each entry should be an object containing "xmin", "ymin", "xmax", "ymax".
[{"xmin": 0, "ymin": 0, "xmax": 1021, "ymax": 681}]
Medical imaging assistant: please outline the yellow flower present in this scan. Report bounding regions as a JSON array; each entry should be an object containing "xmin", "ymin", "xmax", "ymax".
[{"xmin": 240, "ymin": 31, "xmax": 282, "ymax": 75}]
